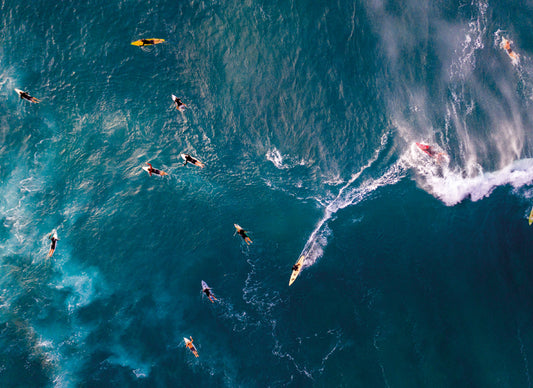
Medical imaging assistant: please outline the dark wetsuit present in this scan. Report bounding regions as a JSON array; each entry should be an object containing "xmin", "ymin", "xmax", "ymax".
[
  {"xmin": 20, "ymin": 92, "xmax": 33, "ymax": 101},
  {"xmin": 292, "ymin": 264, "xmax": 299, "ymax": 271},
  {"xmin": 183, "ymin": 154, "xmax": 196, "ymax": 165},
  {"xmin": 141, "ymin": 39, "xmax": 155, "ymax": 45},
  {"xmin": 203, "ymin": 288, "xmax": 212, "ymax": 298},
  {"xmin": 238, "ymin": 229, "xmax": 248, "ymax": 239},
  {"xmin": 50, "ymin": 237, "xmax": 58, "ymax": 250}
]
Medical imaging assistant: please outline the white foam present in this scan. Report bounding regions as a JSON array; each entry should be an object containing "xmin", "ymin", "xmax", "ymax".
[
  {"xmin": 450, "ymin": 0, "xmax": 487, "ymax": 80},
  {"xmin": 266, "ymin": 148, "xmax": 286, "ymax": 169},
  {"xmin": 298, "ymin": 132, "xmax": 403, "ymax": 268},
  {"xmin": 419, "ymin": 158, "xmax": 533, "ymax": 206},
  {"xmin": 302, "ymin": 162, "xmax": 406, "ymax": 268},
  {"xmin": 106, "ymin": 346, "xmax": 152, "ymax": 379}
]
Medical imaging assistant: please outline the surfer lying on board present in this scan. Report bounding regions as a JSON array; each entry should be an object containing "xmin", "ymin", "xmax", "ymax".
[
  {"xmin": 145, "ymin": 162, "xmax": 168, "ymax": 176},
  {"xmin": 185, "ymin": 336, "xmax": 199, "ymax": 357},
  {"xmin": 141, "ymin": 39, "xmax": 156, "ymax": 46},
  {"xmin": 182, "ymin": 154, "xmax": 204, "ymax": 168},
  {"xmin": 48, "ymin": 233, "xmax": 58, "ymax": 257},
  {"xmin": 16, "ymin": 89, "xmax": 40, "ymax": 103},
  {"xmin": 292, "ymin": 263, "xmax": 300, "ymax": 272},
  {"xmin": 202, "ymin": 284, "xmax": 217, "ymax": 303},
  {"xmin": 502, "ymin": 38, "xmax": 519, "ymax": 61},
  {"xmin": 234, "ymin": 224, "xmax": 252, "ymax": 245},
  {"xmin": 173, "ymin": 96, "xmax": 186, "ymax": 111}
]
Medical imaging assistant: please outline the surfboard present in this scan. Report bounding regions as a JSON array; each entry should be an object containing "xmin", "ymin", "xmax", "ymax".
[
  {"xmin": 142, "ymin": 165, "xmax": 167, "ymax": 176},
  {"xmin": 289, "ymin": 255, "xmax": 306, "ymax": 286},
  {"xmin": 184, "ymin": 337, "xmax": 199, "ymax": 357},
  {"xmin": 181, "ymin": 153, "xmax": 204, "ymax": 168},
  {"xmin": 501, "ymin": 37, "xmax": 519, "ymax": 64},
  {"xmin": 48, "ymin": 231, "xmax": 58, "ymax": 257},
  {"xmin": 131, "ymin": 38, "xmax": 165, "ymax": 46},
  {"xmin": 415, "ymin": 142, "xmax": 447, "ymax": 162},
  {"xmin": 201, "ymin": 280, "xmax": 209, "ymax": 291},
  {"xmin": 234, "ymin": 223, "xmax": 252, "ymax": 244},
  {"xmin": 15, "ymin": 88, "xmax": 40, "ymax": 103},
  {"xmin": 415, "ymin": 142, "xmax": 432, "ymax": 156},
  {"xmin": 172, "ymin": 95, "xmax": 186, "ymax": 111},
  {"xmin": 529, "ymin": 207, "xmax": 533, "ymax": 225},
  {"xmin": 201, "ymin": 280, "xmax": 216, "ymax": 302}
]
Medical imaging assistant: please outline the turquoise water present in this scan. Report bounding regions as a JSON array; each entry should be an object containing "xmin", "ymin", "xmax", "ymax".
[{"xmin": 2, "ymin": 0, "xmax": 533, "ymax": 386}]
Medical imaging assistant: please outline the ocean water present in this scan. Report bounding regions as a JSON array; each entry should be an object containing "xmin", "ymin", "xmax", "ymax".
[{"xmin": 2, "ymin": 0, "xmax": 533, "ymax": 386}]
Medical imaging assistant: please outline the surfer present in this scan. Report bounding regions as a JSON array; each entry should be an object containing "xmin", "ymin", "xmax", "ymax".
[
  {"xmin": 234, "ymin": 224, "xmax": 252, "ymax": 245},
  {"xmin": 182, "ymin": 154, "xmax": 203, "ymax": 168},
  {"xmin": 48, "ymin": 232, "xmax": 58, "ymax": 257},
  {"xmin": 416, "ymin": 143, "xmax": 446, "ymax": 162},
  {"xmin": 141, "ymin": 39, "xmax": 155, "ymax": 46},
  {"xmin": 145, "ymin": 162, "xmax": 168, "ymax": 176},
  {"xmin": 172, "ymin": 96, "xmax": 186, "ymax": 111},
  {"xmin": 185, "ymin": 336, "xmax": 199, "ymax": 357},
  {"xmin": 289, "ymin": 255, "xmax": 305, "ymax": 286},
  {"xmin": 502, "ymin": 38, "xmax": 519, "ymax": 61},
  {"xmin": 202, "ymin": 281, "xmax": 217, "ymax": 303},
  {"xmin": 16, "ymin": 89, "xmax": 40, "ymax": 103}
]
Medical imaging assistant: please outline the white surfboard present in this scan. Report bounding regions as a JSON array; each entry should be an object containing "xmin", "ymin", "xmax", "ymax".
[
  {"xmin": 184, "ymin": 337, "xmax": 199, "ymax": 357},
  {"xmin": 142, "ymin": 165, "xmax": 167, "ymax": 176},
  {"xmin": 15, "ymin": 88, "xmax": 40, "ymax": 103},
  {"xmin": 172, "ymin": 95, "xmax": 186, "ymax": 111},
  {"xmin": 181, "ymin": 153, "xmax": 204, "ymax": 168},
  {"xmin": 201, "ymin": 280, "xmax": 209, "ymax": 291}
]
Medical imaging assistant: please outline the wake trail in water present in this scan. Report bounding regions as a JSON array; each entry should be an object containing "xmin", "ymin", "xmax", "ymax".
[{"xmin": 299, "ymin": 133, "xmax": 406, "ymax": 269}]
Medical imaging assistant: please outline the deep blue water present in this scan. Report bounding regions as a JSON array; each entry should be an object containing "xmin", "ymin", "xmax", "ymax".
[{"xmin": 2, "ymin": 0, "xmax": 533, "ymax": 386}]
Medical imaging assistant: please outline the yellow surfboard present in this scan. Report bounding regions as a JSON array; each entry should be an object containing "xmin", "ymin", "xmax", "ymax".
[
  {"xmin": 289, "ymin": 255, "xmax": 305, "ymax": 286},
  {"xmin": 529, "ymin": 207, "xmax": 533, "ymax": 225},
  {"xmin": 131, "ymin": 38, "xmax": 165, "ymax": 46}
]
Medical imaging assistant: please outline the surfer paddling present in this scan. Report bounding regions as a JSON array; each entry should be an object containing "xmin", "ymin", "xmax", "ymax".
[
  {"xmin": 181, "ymin": 154, "xmax": 204, "ymax": 168},
  {"xmin": 201, "ymin": 281, "xmax": 217, "ymax": 303},
  {"xmin": 184, "ymin": 336, "xmax": 199, "ymax": 357},
  {"xmin": 501, "ymin": 37, "xmax": 519, "ymax": 62},
  {"xmin": 48, "ymin": 232, "xmax": 58, "ymax": 257},
  {"xmin": 15, "ymin": 89, "xmax": 40, "ymax": 103},
  {"xmin": 131, "ymin": 38, "xmax": 165, "ymax": 47},
  {"xmin": 234, "ymin": 224, "xmax": 252, "ymax": 245},
  {"xmin": 144, "ymin": 162, "xmax": 168, "ymax": 176},
  {"xmin": 172, "ymin": 95, "xmax": 186, "ymax": 111}
]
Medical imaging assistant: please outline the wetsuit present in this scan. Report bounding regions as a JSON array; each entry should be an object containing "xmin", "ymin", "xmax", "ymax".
[
  {"xmin": 50, "ymin": 237, "xmax": 58, "ymax": 250},
  {"xmin": 183, "ymin": 154, "xmax": 196, "ymax": 165}
]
